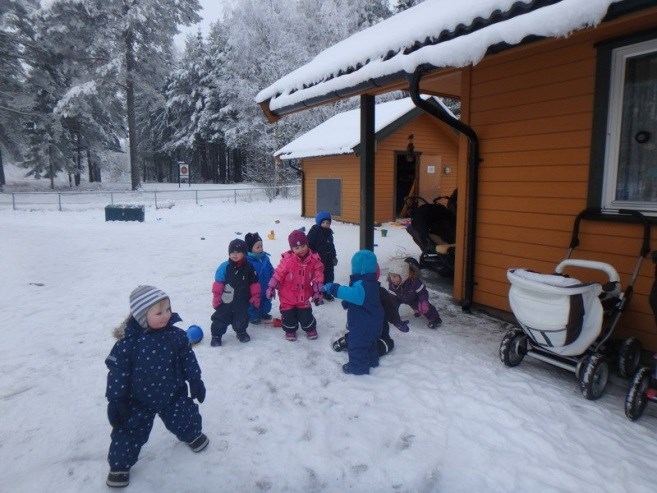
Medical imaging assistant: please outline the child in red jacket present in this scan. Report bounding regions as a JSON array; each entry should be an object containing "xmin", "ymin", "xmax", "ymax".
[{"xmin": 266, "ymin": 230, "xmax": 324, "ymax": 341}]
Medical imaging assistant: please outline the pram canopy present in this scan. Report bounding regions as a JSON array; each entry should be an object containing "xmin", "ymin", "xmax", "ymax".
[{"xmin": 508, "ymin": 268, "xmax": 604, "ymax": 356}]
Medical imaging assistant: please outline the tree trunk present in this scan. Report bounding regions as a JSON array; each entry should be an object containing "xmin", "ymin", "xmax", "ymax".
[
  {"xmin": 48, "ymin": 143, "xmax": 54, "ymax": 190},
  {"xmin": 218, "ymin": 142, "xmax": 227, "ymax": 183},
  {"xmin": 74, "ymin": 130, "xmax": 81, "ymax": 186},
  {"xmin": 124, "ymin": 17, "xmax": 140, "ymax": 191}
]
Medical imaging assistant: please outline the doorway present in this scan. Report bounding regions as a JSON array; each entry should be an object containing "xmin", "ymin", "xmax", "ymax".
[{"xmin": 395, "ymin": 152, "xmax": 418, "ymax": 217}]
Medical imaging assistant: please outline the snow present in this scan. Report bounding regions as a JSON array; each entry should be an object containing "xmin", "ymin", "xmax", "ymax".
[
  {"xmin": 256, "ymin": 0, "xmax": 621, "ymax": 112},
  {"xmin": 1, "ymin": 188, "xmax": 657, "ymax": 492},
  {"xmin": 274, "ymin": 96, "xmax": 453, "ymax": 160}
]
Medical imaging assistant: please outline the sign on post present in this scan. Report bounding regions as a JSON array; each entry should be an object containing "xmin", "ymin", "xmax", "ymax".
[{"xmin": 178, "ymin": 161, "xmax": 190, "ymax": 187}]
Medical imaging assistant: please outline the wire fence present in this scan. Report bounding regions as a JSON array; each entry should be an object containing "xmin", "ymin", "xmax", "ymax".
[{"xmin": 0, "ymin": 184, "xmax": 301, "ymax": 211}]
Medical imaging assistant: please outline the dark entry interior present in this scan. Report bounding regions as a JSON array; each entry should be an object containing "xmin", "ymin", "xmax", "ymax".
[{"xmin": 395, "ymin": 153, "xmax": 417, "ymax": 217}]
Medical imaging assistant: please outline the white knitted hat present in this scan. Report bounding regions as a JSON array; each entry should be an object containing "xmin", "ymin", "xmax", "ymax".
[
  {"xmin": 129, "ymin": 285, "xmax": 169, "ymax": 328},
  {"xmin": 388, "ymin": 259, "xmax": 409, "ymax": 281}
]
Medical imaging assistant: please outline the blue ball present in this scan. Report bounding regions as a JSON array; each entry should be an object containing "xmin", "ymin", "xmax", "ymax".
[{"xmin": 187, "ymin": 325, "xmax": 204, "ymax": 344}]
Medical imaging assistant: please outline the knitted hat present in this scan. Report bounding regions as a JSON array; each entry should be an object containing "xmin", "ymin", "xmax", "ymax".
[
  {"xmin": 288, "ymin": 229, "xmax": 308, "ymax": 248},
  {"xmin": 388, "ymin": 259, "xmax": 409, "ymax": 282},
  {"xmin": 130, "ymin": 285, "xmax": 169, "ymax": 329},
  {"xmin": 245, "ymin": 232, "xmax": 263, "ymax": 252},
  {"xmin": 315, "ymin": 211, "xmax": 332, "ymax": 225},
  {"xmin": 228, "ymin": 238, "xmax": 247, "ymax": 255},
  {"xmin": 351, "ymin": 250, "xmax": 378, "ymax": 275}
]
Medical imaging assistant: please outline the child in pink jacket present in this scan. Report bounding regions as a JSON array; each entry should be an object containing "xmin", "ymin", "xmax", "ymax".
[{"xmin": 266, "ymin": 230, "xmax": 324, "ymax": 341}]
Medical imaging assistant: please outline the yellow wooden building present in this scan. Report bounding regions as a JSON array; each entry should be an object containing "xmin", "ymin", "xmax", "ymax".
[
  {"xmin": 275, "ymin": 97, "xmax": 458, "ymax": 224},
  {"xmin": 257, "ymin": 1, "xmax": 657, "ymax": 350}
]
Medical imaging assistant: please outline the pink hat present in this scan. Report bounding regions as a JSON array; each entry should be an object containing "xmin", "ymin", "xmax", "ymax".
[{"xmin": 288, "ymin": 230, "xmax": 308, "ymax": 248}]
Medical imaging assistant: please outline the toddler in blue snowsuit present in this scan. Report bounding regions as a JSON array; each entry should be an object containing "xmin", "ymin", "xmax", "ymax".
[
  {"xmin": 323, "ymin": 250, "xmax": 384, "ymax": 375},
  {"xmin": 245, "ymin": 232, "xmax": 274, "ymax": 324},
  {"xmin": 105, "ymin": 285, "xmax": 208, "ymax": 488}
]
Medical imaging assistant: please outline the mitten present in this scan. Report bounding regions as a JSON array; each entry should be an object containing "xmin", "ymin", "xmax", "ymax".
[
  {"xmin": 189, "ymin": 379, "xmax": 206, "ymax": 403},
  {"xmin": 323, "ymin": 283, "xmax": 334, "ymax": 293},
  {"xmin": 107, "ymin": 399, "xmax": 130, "ymax": 428},
  {"xmin": 312, "ymin": 282, "xmax": 324, "ymax": 306},
  {"xmin": 341, "ymin": 300, "xmax": 349, "ymax": 310},
  {"xmin": 266, "ymin": 278, "xmax": 278, "ymax": 299},
  {"xmin": 395, "ymin": 320, "xmax": 410, "ymax": 333},
  {"xmin": 249, "ymin": 283, "xmax": 261, "ymax": 309},
  {"xmin": 212, "ymin": 281, "xmax": 224, "ymax": 309},
  {"xmin": 418, "ymin": 300, "xmax": 430, "ymax": 315},
  {"xmin": 333, "ymin": 258, "xmax": 338, "ymax": 266}
]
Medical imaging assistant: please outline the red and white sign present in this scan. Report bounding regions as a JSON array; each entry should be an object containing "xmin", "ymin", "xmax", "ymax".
[{"xmin": 179, "ymin": 162, "xmax": 189, "ymax": 179}]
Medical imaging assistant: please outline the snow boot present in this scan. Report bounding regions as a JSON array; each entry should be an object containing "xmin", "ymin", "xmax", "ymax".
[
  {"xmin": 106, "ymin": 470, "xmax": 130, "ymax": 488},
  {"xmin": 188, "ymin": 433, "xmax": 209, "ymax": 453},
  {"xmin": 236, "ymin": 331, "xmax": 251, "ymax": 343},
  {"xmin": 428, "ymin": 316, "xmax": 442, "ymax": 329},
  {"xmin": 332, "ymin": 336, "xmax": 348, "ymax": 352},
  {"xmin": 285, "ymin": 331, "xmax": 297, "ymax": 341},
  {"xmin": 210, "ymin": 336, "xmax": 222, "ymax": 347},
  {"xmin": 306, "ymin": 329, "xmax": 318, "ymax": 340},
  {"xmin": 249, "ymin": 318, "xmax": 261, "ymax": 325}
]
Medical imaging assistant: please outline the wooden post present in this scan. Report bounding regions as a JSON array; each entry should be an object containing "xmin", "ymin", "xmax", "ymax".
[{"xmin": 360, "ymin": 94, "xmax": 375, "ymax": 251}]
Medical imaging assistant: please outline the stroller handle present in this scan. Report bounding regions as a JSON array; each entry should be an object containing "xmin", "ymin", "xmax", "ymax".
[
  {"xmin": 569, "ymin": 208, "xmax": 651, "ymax": 257},
  {"xmin": 555, "ymin": 258, "xmax": 620, "ymax": 283}
]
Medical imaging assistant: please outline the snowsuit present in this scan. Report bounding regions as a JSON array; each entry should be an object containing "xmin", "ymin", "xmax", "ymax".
[
  {"xmin": 388, "ymin": 276, "xmax": 440, "ymax": 325},
  {"xmin": 246, "ymin": 251, "xmax": 274, "ymax": 321},
  {"xmin": 342, "ymin": 287, "xmax": 399, "ymax": 356},
  {"xmin": 211, "ymin": 258, "xmax": 260, "ymax": 338},
  {"xmin": 307, "ymin": 223, "xmax": 337, "ymax": 284},
  {"xmin": 272, "ymin": 250, "xmax": 324, "ymax": 335},
  {"xmin": 324, "ymin": 250, "xmax": 384, "ymax": 375},
  {"xmin": 105, "ymin": 314, "xmax": 203, "ymax": 471}
]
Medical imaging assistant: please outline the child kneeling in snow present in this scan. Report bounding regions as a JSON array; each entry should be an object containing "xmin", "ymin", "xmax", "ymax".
[
  {"xmin": 323, "ymin": 250, "xmax": 384, "ymax": 375},
  {"xmin": 387, "ymin": 258, "xmax": 442, "ymax": 328},
  {"xmin": 332, "ymin": 286, "xmax": 410, "ymax": 357},
  {"xmin": 105, "ymin": 285, "xmax": 208, "ymax": 488}
]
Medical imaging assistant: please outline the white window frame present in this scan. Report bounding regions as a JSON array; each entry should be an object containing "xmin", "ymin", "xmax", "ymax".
[{"xmin": 601, "ymin": 38, "xmax": 657, "ymax": 213}]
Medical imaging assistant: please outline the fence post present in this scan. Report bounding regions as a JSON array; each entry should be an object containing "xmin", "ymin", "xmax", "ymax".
[
  {"xmin": 110, "ymin": 192, "xmax": 114, "ymax": 205},
  {"xmin": 234, "ymin": 189, "xmax": 237, "ymax": 204},
  {"xmin": 12, "ymin": 193, "xmax": 16, "ymax": 210},
  {"xmin": 58, "ymin": 193, "xmax": 62, "ymax": 211},
  {"xmin": 196, "ymin": 190, "xmax": 198, "ymax": 205},
  {"xmin": 154, "ymin": 191, "xmax": 158, "ymax": 209}
]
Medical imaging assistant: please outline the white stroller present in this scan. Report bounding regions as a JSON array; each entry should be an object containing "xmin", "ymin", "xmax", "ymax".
[{"xmin": 499, "ymin": 208, "xmax": 651, "ymax": 400}]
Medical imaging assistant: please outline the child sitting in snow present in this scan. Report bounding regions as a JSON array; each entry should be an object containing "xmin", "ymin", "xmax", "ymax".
[
  {"xmin": 210, "ymin": 238, "xmax": 261, "ymax": 346},
  {"xmin": 266, "ymin": 229, "xmax": 324, "ymax": 341},
  {"xmin": 105, "ymin": 285, "xmax": 209, "ymax": 488},
  {"xmin": 332, "ymin": 285, "xmax": 410, "ymax": 357},
  {"xmin": 323, "ymin": 249, "xmax": 384, "ymax": 375},
  {"xmin": 307, "ymin": 211, "xmax": 338, "ymax": 301},
  {"xmin": 387, "ymin": 258, "xmax": 442, "ymax": 328},
  {"xmin": 244, "ymin": 232, "xmax": 274, "ymax": 325}
]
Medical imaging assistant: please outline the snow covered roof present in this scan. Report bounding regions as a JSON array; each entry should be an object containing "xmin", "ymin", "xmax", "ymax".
[
  {"xmin": 256, "ymin": 0, "xmax": 637, "ymax": 119},
  {"xmin": 274, "ymin": 96, "xmax": 454, "ymax": 160}
]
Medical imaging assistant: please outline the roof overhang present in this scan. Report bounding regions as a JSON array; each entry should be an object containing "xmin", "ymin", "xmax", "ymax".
[{"xmin": 257, "ymin": 0, "xmax": 653, "ymax": 123}]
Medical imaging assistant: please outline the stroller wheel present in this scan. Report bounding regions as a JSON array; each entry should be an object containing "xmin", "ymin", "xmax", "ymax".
[
  {"xmin": 499, "ymin": 328, "xmax": 527, "ymax": 367},
  {"xmin": 579, "ymin": 354, "xmax": 609, "ymax": 400},
  {"xmin": 625, "ymin": 366, "xmax": 652, "ymax": 421},
  {"xmin": 617, "ymin": 337, "xmax": 642, "ymax": 378}
]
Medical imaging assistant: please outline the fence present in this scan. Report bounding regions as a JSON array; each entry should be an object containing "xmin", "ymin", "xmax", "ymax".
[{"xmin": 0, "ymin": 184, "xmax": 301, "ymax": 211}]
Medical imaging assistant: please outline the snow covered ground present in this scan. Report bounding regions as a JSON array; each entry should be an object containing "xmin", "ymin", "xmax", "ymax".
[{"xmin": 1, "ymin": 194, "xmax": 657, "ymax": 492}]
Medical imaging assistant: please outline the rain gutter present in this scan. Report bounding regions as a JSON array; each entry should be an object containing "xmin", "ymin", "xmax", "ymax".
[{"xmin": 409, "ymin": 69, "xmax": 480, "ymax": 312}]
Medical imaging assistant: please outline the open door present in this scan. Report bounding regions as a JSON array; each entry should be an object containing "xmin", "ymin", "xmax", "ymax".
[{"xmin": 395, "ymin": 152, "xmax": 418, "ymax": 217}]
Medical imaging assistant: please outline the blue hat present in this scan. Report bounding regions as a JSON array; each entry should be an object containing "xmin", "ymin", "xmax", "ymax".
[
  {"xmin": 315, "ymin": 211, "xmax": 331, "ymax": 225},
  {"xmin": 351, "ymin": 250, "xmax": 378, "ymax": 275}
]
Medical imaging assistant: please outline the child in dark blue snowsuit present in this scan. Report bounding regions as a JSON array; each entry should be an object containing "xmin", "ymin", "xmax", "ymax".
[
  {"xmin": 245, "ymin": 232, "xmax": 274, "ymax": 324},
  {"xmin": 323, "ymin": 250, "xmax": 384, "ymax": 375},
  {"xmin": 105, "ymin": 285, "xmax": 208, "ymax": 488},
  {"xmin": 210, "ymin": 239, "xmax": 261, "ymax": 346},
  {"xmin": 307, "ymin": 211, "xmax": 338, "ymax": 301}
]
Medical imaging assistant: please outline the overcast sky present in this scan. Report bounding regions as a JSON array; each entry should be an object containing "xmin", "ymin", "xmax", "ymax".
[{"xmin": 174, "ymin": 0, "xmax": 228, "ymax": 48}]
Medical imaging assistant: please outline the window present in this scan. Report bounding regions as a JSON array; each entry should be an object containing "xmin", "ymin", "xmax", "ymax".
[{"xmin": 600, "ymin": 38, "xmax": 657, "ymax": 213}]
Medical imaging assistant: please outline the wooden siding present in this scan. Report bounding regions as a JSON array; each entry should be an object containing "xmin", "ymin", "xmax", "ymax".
[
  {"xmin": 300, "ymin": 112, "xmax": 459, "ymax": 225},
  {"xmin": 464, "ymin": 11, "xmax": 657, "ymax": 350}
]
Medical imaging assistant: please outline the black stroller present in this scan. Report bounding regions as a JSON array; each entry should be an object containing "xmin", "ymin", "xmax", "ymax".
[
  {"xmin": 404, "ymin": 189, "xmax": 457, "ymax": 278},
  {"xmin": 624, "ymin": 249, "xmax": 657, "ymax": 420},
  {"xmin": 500, "ymin": 208, "xmax": 651, "ymax": 400}
]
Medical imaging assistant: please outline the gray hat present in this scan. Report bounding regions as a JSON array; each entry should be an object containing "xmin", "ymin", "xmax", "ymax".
[{"xmin": 129, "ymin": 285, "xmax": 169, "ymax": 328}]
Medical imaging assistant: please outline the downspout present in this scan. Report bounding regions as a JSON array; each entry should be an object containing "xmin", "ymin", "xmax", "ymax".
[{"xmin": 409, "ymin": 69, "xmax": 480, "ymax": 312}]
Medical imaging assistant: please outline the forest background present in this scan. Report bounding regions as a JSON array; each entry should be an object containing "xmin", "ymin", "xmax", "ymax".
[{"xmin": 0, "ymin": 0, "xmax": 440, "ymax": 192}]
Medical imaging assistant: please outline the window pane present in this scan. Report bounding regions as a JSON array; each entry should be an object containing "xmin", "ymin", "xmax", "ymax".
[{"xmin": 616, "ymin": 51, "xmax": 657, "ymax": 202}]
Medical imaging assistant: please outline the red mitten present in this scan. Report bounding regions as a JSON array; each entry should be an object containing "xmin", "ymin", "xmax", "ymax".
[
  {"xmin": 212, "ymin": 281, "xmax": 224, "ymax": 309},
  {"xmin": 250, "ymin": 283, "xmax": 261, "ymax": 309}
]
